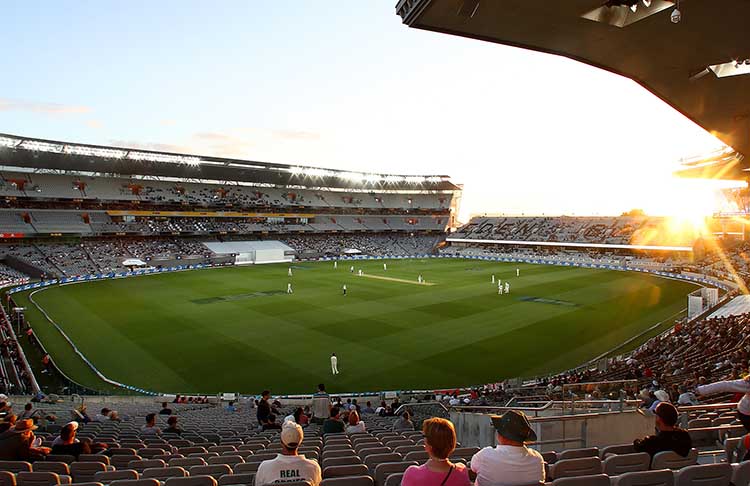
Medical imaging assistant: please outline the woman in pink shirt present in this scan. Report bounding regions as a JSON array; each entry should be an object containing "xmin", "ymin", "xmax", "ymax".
[{"xmin": 402, "ymin": 417, "xmax": 471, "ymax": 486}]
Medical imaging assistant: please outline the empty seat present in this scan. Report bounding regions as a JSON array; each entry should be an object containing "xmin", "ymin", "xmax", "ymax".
[
  {"xmin": 357, "ymin": 447, "xmax": 390, "ymax": 459},
  {"xmin": 553, "ymin": 473, "xmax": 610, "ymax": 486},
  {"xmin": 320, "ymin": 477, "xmax": 373, "ymax": 486},
  {"xmin": 93, "ymin": 471, "xmax": 139, "ymax": 483},
  {"xmin": 603, "ymin": 452, "xmax": 651, "ymax": 475},
  {"xmin": 600, "ymin": 444, "xmax": 637, "ymax": 458},
  {"xmin": 127, "ymin": 460, "xmax": 166, "ymax": 473},
  {"xmin": 141, "ymin": 467, "xmax": 187, "ymax": 481},
  {"xmin": 245, "ymin": 453, "xmax": 276, "ymax": 462},
  {"xmin": 321, "ymin": 456, "xmax": 363, "ymax": 469},
  {"xmin": 109, "ymin": 480, "xmax": 161, "ymax": 486},
  {"xmin": 188, "ymin": 465, "xmax": 233, "ymax": 480},
  {"xmin": 0, "ymin": 461, "xmax": 32, "ymax": 473},
  {"xmin": 70, "ymin": 463, "xmax": 112, "ymax": 483},
  {"xmin": 207, "ymin": 456, "xmax": 244, "ymax": 467},
  {"xmin": 233, "ymin": 464, "xmax": 261, "ymax": 474},
  {"xmin": 558, "ymin": 447, "xmax": 599, "ymax": 461},
  {"xmin": 613, "ymin": 469, "xmax": 675, "ymax": 486},
  {"xmin": 0, "ymin": 471, "xmax": 15, "ymax": 486},
  {"xmin": 383, "ymin": 473, "xmax": 404, "ymax": 486},
  {"xmin": 374, "ymin": 462, "xmax": 418, "ymax": 486},
  {"xmin": 651, "ymin": 449, "xmax": 698, "ymax": 470},
  {"xmin": 208, "ymin": 446, "xmax": 236, "ymax": 454},
  {"xmin": 45, "ymin": 456, "xmax": 75, "ymax": 466},
  {"xmin": 549, "ymin": 457, "xmax": 603, "ymax": 480},
  {"xmin": 675, "ymin": 464, "xmax": 732, "ymax": 486},
  {"xmin": 165, "ymin": 478, "xmax": 217, "ymax": 486},
  {"xmin": 403, "ymin": 451, "xmax": 430, "ymax": 462},
  {"xmin": 16, "ymin": 472, "xmax": 60, "ymax": 486},
  {"xmin": 323, "ymin": 464, "xmax": 369, "ymax": 479},
  {"xmin": 78, "ymin": 456, "xmax": 110, "ymax": 466},
  {"xmin": 111, "ymin": 456, "xmax": 142, "ymax": 470},
  {"xmin": 364, "ymin": 453, "xmax": 402, "ymax": 472},
  {"xmin": 33, "ymin": 463, "xmax": 70, "ymax": 476},
  {"xmin": 170, "ymin": 458, "xmax": 207, "ymax": 467},
  {"xmin": 733, "ymin": 462, "xmax": 750, "ymax": 486},
  {"xmin": 179, "ymin": 447, "xmax": 208, "ymax": 455},
  {"xmin": 217, "ymin": 474, "xmax": 254, "ymax": 486},
  {"xmin": 322, "ymin": 450, "xmax": 358, "ymax": 459},
  {"xmin": 542, "ymin": 451, "xmax": 558, "ymax": 465}
]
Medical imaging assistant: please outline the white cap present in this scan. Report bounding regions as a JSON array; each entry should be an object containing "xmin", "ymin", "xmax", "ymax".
[
  {"xmin": 281, "ymin": 421, "xmax": 304, "ymax": 448},
  {"xmin": 654, "ymin": 390, "xmax": 670, "ymax": 402},
  {"xmin": 65, "ymin": 421, "xmax": 79, "ymax": 431}
]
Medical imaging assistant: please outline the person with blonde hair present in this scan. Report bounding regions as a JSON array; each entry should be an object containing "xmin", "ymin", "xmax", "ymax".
[
  {"xmin": 402, "ymin": 418, "xmax": 471, "ymax": 486},
  {"xmin": 345, "ymin": 410, "xmax": 366, "ymax": 434}
]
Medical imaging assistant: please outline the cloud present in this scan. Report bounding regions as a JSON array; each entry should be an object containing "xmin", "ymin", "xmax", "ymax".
[
  {"xmin": 271, "ymin": 129, "xmax": 320, "ymax": 141},
  {"xmin": 190, "ymin": 132, "xmax": 255, "ymax": 157},
  {"xmin": 108, "ymin": 139, "xmax": 193, "ymax": 154},
  {"xmin": 0, "ymin": 98, "xmax": 91, "ymax": 115}
]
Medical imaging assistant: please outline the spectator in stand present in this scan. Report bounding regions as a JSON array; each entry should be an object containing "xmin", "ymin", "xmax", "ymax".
[
  {"xmin": 255, "ymin": 421, "xmax": 321, "ymax": 486},
  {"xmin": 345, "ymin": 411, "xmax": 367, "ymax": 435},
  {"xmin": 697, "ymin": 376, "xmax": 750, "ymax": 431},
  {"xmin": 159, "ymin": 402, "xmax": 172, "ymax": 415},
  {"xmin": 263, "ymin": 414, "xmax": 282, "ymax": 431},
  {"xmin": 51, "ymin": 421, "xmax": 91, "ymax": 459},
  {"xmin": 311, "ymin": 384, "xmax": 331, "ymax": 425},
  {"xmin": 73, "ymin": 405, "xmax": 91, "ymax": 424},
  {"xmin": 163, "ymin": 416, "xmax": 182, "ymax": 435},
  {"xmin": 633, "ymin": 402, "xmax": 692, "ymax": 457},
  {"xmin": 0, "ymin": 415, "xmax": 16, "ymax": 434},
  {"xmin": 172, "ymin": 395, "xmax": 181, "ymax": 404},
  {"xmin": 94, "ymin": 408, "xmax": 110, "ymax": 422},
  {"xmin": 20, "ymin": 403, "xmax": 41, "ymax": 421},
  {"xmin": 648, "ymin": 390, "xmax": 671, "ymax": 413},
  {"xmin": 257, "ymin": 390, "xmax": 271, "ymax": 427},
  {"xmin": 362, "ymin": 401, "xmax": 376, "ymax": 414},
  {"xmin": 298, "ymin": 407, "xmax": 309, "ymax": 425},
  {"xmin": 402, "ymin": 418, "xmax": 471, "ymax": 486},
  {"xmin": 393, "ymin": 410, "xmax": 415, "ymax": 431},
  {"xmin": 470, "ymin": 411, "xmax": 544, "ymax": 486},
  {"xmin": 225, "ymin": 401, "xmax": 237, "ymax": 412},
  {"xmin": 0, "ymin": 419, "xmax": 50, "ymax": 461},
  {"xmin": 322, "ymin": 407, "xmax": 345, "ymax": 435},
  {"xmin": 141, "ymin": 413, "xmax": 161, "ymax": 435},
  {"xmin": 677, "ymin": 385, "xmax": 699, "ymax": 406}
]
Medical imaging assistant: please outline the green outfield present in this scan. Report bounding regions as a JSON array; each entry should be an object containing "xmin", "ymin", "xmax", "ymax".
[{"xmin": 12, "ymin": 259, "xmax": 697, "ymax": 394}]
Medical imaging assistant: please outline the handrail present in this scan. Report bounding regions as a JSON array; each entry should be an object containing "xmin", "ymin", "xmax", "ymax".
[
  {"xmin": 0, "ymin": 299, "xmax": 40, "ymax": 394},
  {"xmin": 395, "ymin": 401, "xmax": 449, "ymax": 416}
]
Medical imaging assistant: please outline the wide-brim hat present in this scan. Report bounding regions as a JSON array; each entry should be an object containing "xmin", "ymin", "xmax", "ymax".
[
  {"xmin": 13, "ymin": 419, "xmax": 38, "ymax": 432},
  {"xmin": 490, "ymin": 410, "xmax": 537, "ymax": 443}
]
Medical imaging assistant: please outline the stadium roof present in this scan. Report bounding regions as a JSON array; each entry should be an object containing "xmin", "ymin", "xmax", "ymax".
[
  {"xmin": 396, "ymin": 0, "xmax": 750, "ymax": 169},
  {"xmin": 0, "ymin": 133, "xmax": 460, "ymax": 191}
]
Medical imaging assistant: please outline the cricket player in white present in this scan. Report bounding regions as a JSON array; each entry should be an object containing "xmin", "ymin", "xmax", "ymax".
[
  {"xmin": 383, "ymin": 263, "xmax": 387, "ymax": 271},
  {"xmin": 505, "ymin": 282, "xmax": 510, "ymax": 294},
  {"xmin": 330, "ymin": 353, "xmax": 339, "ymax": 375},
  {"xmin": 342, "ymin": 284, "xmax": 347, "ymax": 296},
  {"xmin": 358, "ymin": 269, "xmax": 363, "ymax": 276},
  {"xmin": 287, "ymin": 283, "xmax": 293, "ymax": 294},
  {"xmin": 350, "ymin": 265, "xmax": 354, "ymax": 273},
  {"xmin": 498, "ymin": 284, "xmax": 502, "ymax": 295},
  {"xmin": 334, "ymin": 261, "xmax": 337, "ymax": 269},
  {"xmin": 491, "ymin": 275, "xmax": 495, "ymax": 283},
  {"xmin": 516, "ymin": 268, "xmax": 520, "ymax": 277},
  {"xmin": 418, "ymin": 274, "xmax": 423, "ymax": 284},
  {"xmin": 288, "ymin": 267, "xmax": 293, "ymax": 277}
]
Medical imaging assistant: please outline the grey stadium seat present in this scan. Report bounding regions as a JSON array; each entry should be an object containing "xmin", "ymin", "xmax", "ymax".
[
  {"xmin": 603, "ymin": 452, "xmax": 651, "ymax": 475},
  {"xmin": 651, "ymin": 449, "xmax": 698, "ymax": 470},
  {"xmin": 549, "ymin": 457, "xmax": 603, "ymax": 480},
  {"xmin": 364, "ymin": 453, "xmax": 402, "ymax": 472},
  {"xmin": 323, "ymin": 464, "xmax": 369, "ymax": 479},
  {"xmin": 188, "ymin": 465, "xmax": 233, "ymax": 480},
  {"xmin": 141, "ymin": 467, "xmax": 187, "ymax": 481},
  {"xmin": 613, "ymin": 469, "xmax": 675, "ymax": 486},
  {"xmin": 109, "ymin": 481, "xmax": 161, "ymax": 486},
  {"xmin": 127, "ymin": 460, "xmax": 166, "ymax": 474},
  {"xmin": 0, "ymin": 471, "xmax": 15, "ymax": 486},
  {"xmin": 733, "ymin": 462, "xmax": 750, "ymax": 486},
  {"xmin": 320, "ymin": 477, "xmax": 374, "ymax": 486},
  {"xmin": 0, "ymin": 461, "xmax": 32, "ymax": 473},
  {"xmin": 674, "ymin": 464, "xmax": 732, "ymax": 486},
  {"xmin": 33, "ymin": 463, "xmax": 70, "ymax": 476},
  {"xmin": 553, "ymin": 473, "xmax": 611, "ymax": 486},
  {"xmin": 70, "ymin": 463, "xmax": 113, "ymax": 483},
  {"xmin": 374, "ymin": 462, "xmax": 418, "ymax": 486},
  {"xmin": 383, "ymin": 473, "xmax": 404, "ymax": 486},
  {"xmin": 600, "ymin": 444, "xmax": 637, "ymax": 458},
  {"xmin": 323, "ymin": 450, "xmax": 358, "ymax": 459},
  {"xmin": 16, "ymin": 472, "xmax": 61, "ymax": 486},
  {"xmin": 322, "ymin": 456, "xmax": 363, "ymax": 469},
  {"xmin": 170, "ymin": 458, "xmax": 207, "ymax": 468},
  {"xmin": 217, "ymin": 473, "xmax": 255, "ymax": 486},
  {"xmin": 164, "ymin": 477, "xmax": 218, "ymax": 486},
  {"xmin": 93, "ymin": 471, "xmax": 139, "ymax": 483},
  {"xmin": 558, "ymin": 447, "xmax": 599, "ymax": 461}
]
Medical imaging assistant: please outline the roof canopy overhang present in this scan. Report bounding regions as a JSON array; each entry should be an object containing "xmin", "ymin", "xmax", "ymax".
[{"xmin": 397, "ymin": 0, "xmax": 750, "ymax": 170}]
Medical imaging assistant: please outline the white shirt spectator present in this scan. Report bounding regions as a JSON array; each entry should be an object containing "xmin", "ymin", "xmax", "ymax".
[
  {"xmin": 470, "ymin": 444, "xmax": 545, "ymax": 486},
  {"xmin": 345, "ymin": 422, "xmax": 366, "ymax": 434},
  {"xmin": 284, "ymin": 414, "xmax": 296, "ymax": 424},
  {"xmin": 677, "ymin": 392, "xmax": 698, "ymax": 406},
  {"xmin": 698, "ymin": 378, "xmax": 750, "ymax": 415},
  {"xmin": 255, "ymin": 454, "xmax": 321, "ymax": 486},
  {"xmin": 141, "ymin": 424, "xmax": 161, "ymax": 435},
  {"xmin": 311, "ymin": 392, "xmax": 331, "ymax": 420}
]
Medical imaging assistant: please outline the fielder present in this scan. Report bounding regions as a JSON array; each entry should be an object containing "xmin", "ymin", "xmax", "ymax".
[
  {"xmin": 287, "ymin": 283, "xmax": 293, "ymax": 294},
  {"xmin": 330, "ymin": 353, "xmax": 339, "ymax": 375},
  {"xmin": 350, "ymin": 265, "xmax": 354, "ymax": 273},
  {"xmin": 288, "ymin": 267, "xmax": 293, "ymax": 277},
  {"xmin": 491, "ymin": 275, "xmax": 495, "ymax": 284},
  {"xmin": 383, "ymin": 263, "xmax": 387, "ymax": 271},
  {"xmin": 418, "ymin": 274, "xmax": 423, "ymax": 284},
  {"xmin": 516, "ymin": 268, "xmax": 520, "ymax": 277},
  {"xmin": 505, "ymin": 282, "xmax": 510, "ymax": 294},
  {"xmin": 334, "ymin": 261, "xmax": 337, "ymax": 269},
  {"xmin": 342, "ymin": 284, "xmax": 347, "ymax": 296},
  {"xmin": 358, "ymin": 269, "xmax": 363, "ymax": 276}
]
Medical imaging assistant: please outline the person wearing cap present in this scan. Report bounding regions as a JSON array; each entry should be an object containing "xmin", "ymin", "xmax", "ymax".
[
  {"xmin": 648, "ymin": 389, "xmax": 671, "ymax": 413},
  {"xmin": 633, "ymin": 402, "xmax": 692, "ymax": 457},
  {"xmin": 469, "ymin": 410, "xmax": 544, "ymax": 486},
  {"xmin": 255, "ymin": 421, "xmax": 321, "ymax": 486},
  {"xmin": 0, "ymin": 419, "xmax": 50, "ymax": 461},
  {"xmin": 51, "ymin": 421, "xmax": 91, "ymax": 459},
  {"xmin": 402, "ymin": 417, "xmax": 471, "ymax": 486}
]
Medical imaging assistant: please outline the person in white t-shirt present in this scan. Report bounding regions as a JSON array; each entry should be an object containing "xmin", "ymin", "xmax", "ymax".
[
  {"xmin": 697, "ymin": 376, "xmax": 750, "ymax": 431},
  {"xmin": 255, "ymin": 421, "xmax": 321, "ymax": 486},
  {"xmin": 470, "ymin": 410, "xmax": 544, "ymax": 486},
  {"xmin": 330, "ymin": 353, "xmax": 339, "ymax": 375}
]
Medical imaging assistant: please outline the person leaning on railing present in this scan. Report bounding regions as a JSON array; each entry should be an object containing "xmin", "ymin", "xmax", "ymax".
[{"xmin": 696, "ymin": 375, "xmax": 750, "ymax": 432}]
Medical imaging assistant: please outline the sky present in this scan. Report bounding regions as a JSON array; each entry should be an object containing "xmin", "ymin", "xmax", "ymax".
[{"xmin": 0, "ymin": 1, "xmax": 741, "ymax": 223}]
